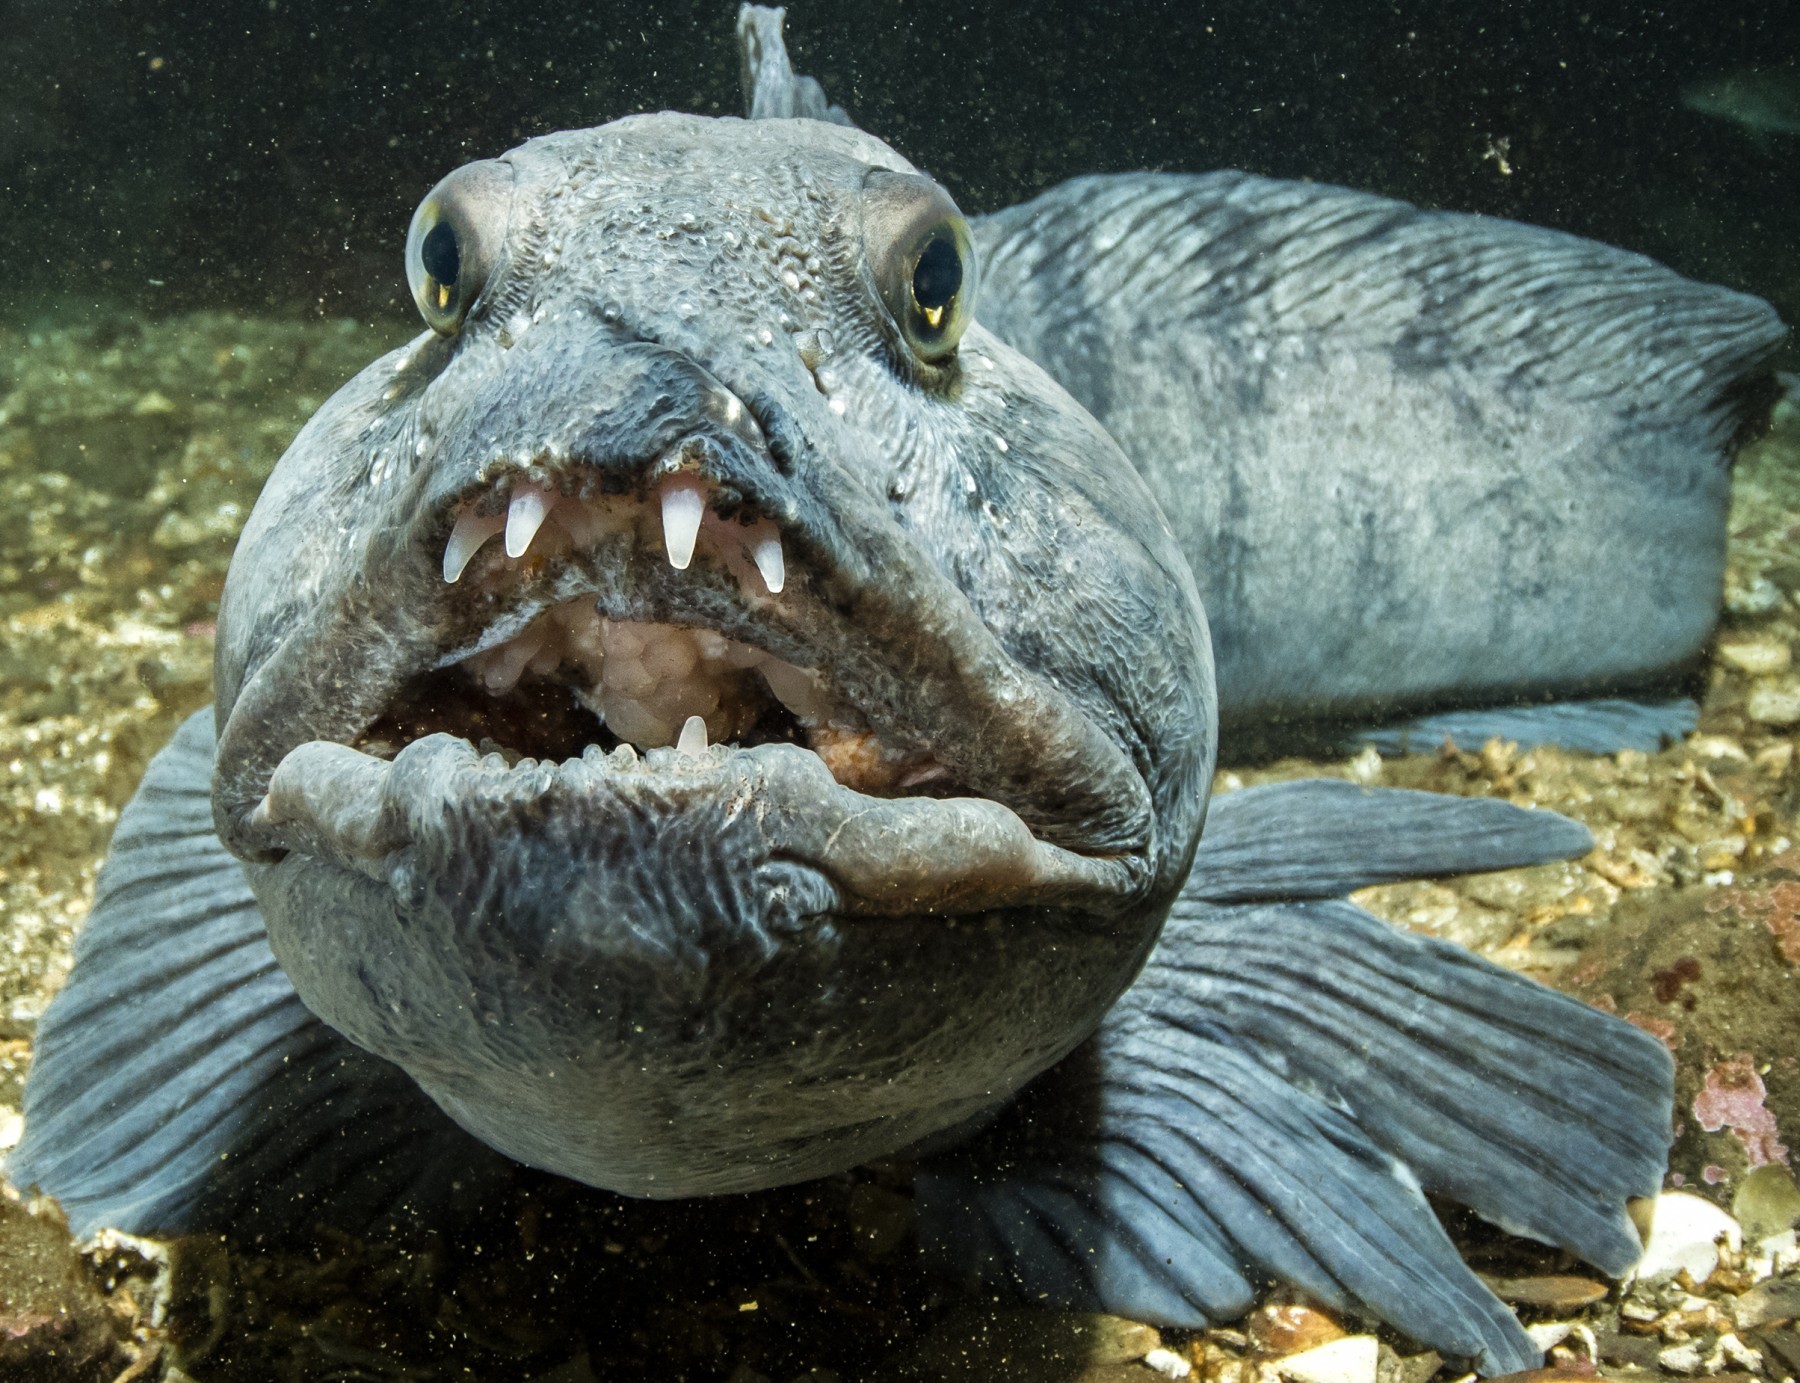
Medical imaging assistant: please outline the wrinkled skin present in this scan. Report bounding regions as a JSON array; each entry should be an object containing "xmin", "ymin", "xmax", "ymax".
[{"xmin": 214, "ymin": 114, "xmax": 1214, "ymax": 1196}]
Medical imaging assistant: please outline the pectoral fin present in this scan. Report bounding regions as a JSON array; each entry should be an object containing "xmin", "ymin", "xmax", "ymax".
[
  {"xmin": 10, "ymin": 710, "xmax": 505, "ymax": 1239},
  {"xmin": 918, "ymin": 782, "xmax": 1671, "ymax": 1373}
]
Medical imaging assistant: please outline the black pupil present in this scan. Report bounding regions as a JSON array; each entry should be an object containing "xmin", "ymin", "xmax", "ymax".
[
  {"xmin": 912, "ymin": 234, "xmax": 962, "ymax": 316},
  {"xmin": 422, "ymin": 219, "xmax": 461, "ymax": 289}
]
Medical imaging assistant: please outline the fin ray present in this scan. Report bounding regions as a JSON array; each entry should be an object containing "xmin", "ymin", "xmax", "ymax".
[{"xmin": 11, "ymin": 710, "xmax": 506, "ymax": 1239}]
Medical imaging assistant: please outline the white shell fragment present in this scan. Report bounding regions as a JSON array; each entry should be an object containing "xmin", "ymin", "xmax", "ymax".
[
  {"xmin": 1143, "ymin": 1347, "xmax": 1193, "ymax": 1379},
  {"xmin": 1632, "ymin": 1189, "xmax": 1743, "ymax": 1284},
  {"xmin": 1276, "ymin": 1335, "xmax": 1380, "ymax": 1383}
]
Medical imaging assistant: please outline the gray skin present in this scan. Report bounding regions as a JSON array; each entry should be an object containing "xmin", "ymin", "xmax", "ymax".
[
  {"xmin": 970, "ymin": 177, "xmax": 1780, "ymax": 731},
  {"xmin": 733, "ymin": 6, "xmax": 1785, "ymax": 739},
  {"xmin": 212, "ymin": 114, "xmax": 1214, "ymax": 1198}
]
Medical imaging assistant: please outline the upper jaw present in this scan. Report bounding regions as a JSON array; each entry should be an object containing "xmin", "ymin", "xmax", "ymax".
[{"xmin": 214, "ymin": 337, "xmax": 1157, "ymax": 914}]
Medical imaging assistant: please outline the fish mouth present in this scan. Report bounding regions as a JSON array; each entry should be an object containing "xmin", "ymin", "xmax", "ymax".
[{"xmin": 223, "ymin": 357, "xmax": 1155, "ymax": 920}]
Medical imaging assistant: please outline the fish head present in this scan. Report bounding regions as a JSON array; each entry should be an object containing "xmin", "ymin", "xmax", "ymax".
[{"xmin": 211, "ymin": 113, "xmax": 1215, "ymax": 1196}]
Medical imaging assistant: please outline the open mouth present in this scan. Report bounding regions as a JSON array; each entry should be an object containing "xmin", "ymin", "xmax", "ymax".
[
  {"xmin": 221, "ymin": 352, "xmax": 1155, "ymax": 919},
  {"xmin": 358, "ymin": 468, "xmax": 956, "ymax": 800}
]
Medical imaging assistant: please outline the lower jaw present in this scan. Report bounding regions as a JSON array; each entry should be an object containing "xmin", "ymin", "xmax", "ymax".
[{"xmin": 255, "ymin": 732, "xmax": 1140, "ymax": 919}]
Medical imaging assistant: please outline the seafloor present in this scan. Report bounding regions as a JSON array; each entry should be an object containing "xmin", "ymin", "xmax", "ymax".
[{"xmin": 1, "ymin": 308, "xmax": 1798, "ymax": 1381}]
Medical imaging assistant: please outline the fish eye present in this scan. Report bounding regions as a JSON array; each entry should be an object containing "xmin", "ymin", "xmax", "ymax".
[
  {"xmin": 862, "ymin": 170, "xmax": 978, "ymax": 366},
  {"xmin": 405, "ymin": 158, "xmax": 516, "ymax": 335}
]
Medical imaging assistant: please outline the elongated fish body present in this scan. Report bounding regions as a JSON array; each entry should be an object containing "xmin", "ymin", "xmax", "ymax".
[
  {"xmin": 14, "ymin": 21, "xmax": 1678, "ymax": 1378},
  {"xmin": 736, "ymin": 7, "xmax": 1786, "ymax": 750},
  {"xmin": 973, "ymin": 174, "xmax": 1783, "ymax": 736}
]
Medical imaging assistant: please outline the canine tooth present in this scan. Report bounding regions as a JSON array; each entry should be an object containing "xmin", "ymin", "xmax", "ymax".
[
  {"xmin": 443, "ymin": 511, "xmax": 506, "ymax": 583},
  {"xmin": 504, "ymin": 483, "xmax": 554, "ymax": 559},
  {"xmin": 659, "ymin": 478, "xmax": 705, "ymax": 570},
  {"xmin": 749, "ymin": 530, "xmax": 785, "ymax": 595},
  {"xmin": 677, "ymin": 714, "xmax": 708, "ymax": 759}
]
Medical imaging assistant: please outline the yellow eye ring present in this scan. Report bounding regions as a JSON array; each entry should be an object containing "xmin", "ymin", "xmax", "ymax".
[
  {"xmin": 862, "ymin": 169, "xmax": 978, "ymax": 367},
  {"xmin": 404, "ymin": 159, "xmax": 516, "ymax": 335}
]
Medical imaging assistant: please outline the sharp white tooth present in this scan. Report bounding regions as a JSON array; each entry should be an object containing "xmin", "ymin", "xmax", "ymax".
[
  {"xmin": 660, "ymin": 479, "xmax": 704, "ymax": 570},
  {"xmin": 443, "ymin": 511, "xmax": 506, "ymax": 583},
  {"xmin": 504, "ymin": 483, "xmax": 553, "ymax": 558},
  {"xmin": 750, "ymin": 531, "xmax": 785, "ymax": 595},
  {"xmin": 677, "ymin": 713, "xmax": 708, "ymax": 759}
]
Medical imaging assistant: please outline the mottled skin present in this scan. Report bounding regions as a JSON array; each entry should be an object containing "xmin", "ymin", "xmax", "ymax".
[
  {"xmin": 733, "ymin": 5, "xmax": 1785, "ymax": 741},
  {"xmin": 213, "ymin": 114, "xmax": 1214, "ymax": 1196},
  {"xmin": 972, "ymin": 175, "xmax": 1783, "ymax": 731}
]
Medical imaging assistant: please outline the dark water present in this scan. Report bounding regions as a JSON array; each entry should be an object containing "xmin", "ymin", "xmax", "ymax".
[{"xmin": 3, "ymin": 0, "xmax": 1799, "ymax": 329}]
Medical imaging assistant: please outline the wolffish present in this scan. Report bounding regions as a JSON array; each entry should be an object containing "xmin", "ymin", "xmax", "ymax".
[{"xmin": 15, "ymin": 37, "xmax": 1680, "ymax": 1381}]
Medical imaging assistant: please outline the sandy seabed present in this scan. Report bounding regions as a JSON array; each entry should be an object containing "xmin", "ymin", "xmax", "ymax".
[{"xmin": 1, "ymin": 309, "xmax": 1797, "ymax": 1382}]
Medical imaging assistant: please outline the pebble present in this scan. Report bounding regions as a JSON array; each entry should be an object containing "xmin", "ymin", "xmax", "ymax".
[
  {"xmin": 1733, "ymin": 1165, "xmax": 1800, "ymax": 1243},
  {"xmin": 1717, "ymin": 637, "xmax": 1793, "ymax": 677},
  {"xmin": 1726, "ymin": 573, "xmax": 1787, "ymax": 616},
  {"xmin": 1277, "ymin": 1334, "xmax": 1380, "ymax": 1383},
  {"xmin": 1144, "ymin": 1347, "xmax": 1193, "ymax": 1378},
  {"xmin": 1746, "ymin": 680, "xmax": 1800, "ymax": 727},
  {"xmin": 1734, "ymin": 1278, "xmax": 1800, "ymax": 1331},
  {"xmin": 1247, "ymin": 1302, "xmax": 1347, "ymax": 1355},
  {"xmin": 1482, "ymin": 1274, "xmax": 1609, "ymax": 1311},
  {"xmin": 130, "ymin": 389, "xmax": 178, "ymax": 416},
  {"xmin": 1634, "ymin": 1190, "xmax": 1743, "ymax": 1284},
  {"xmin": 0, "ymin": 1197, "xmax": 126, "ymax": 1378}
]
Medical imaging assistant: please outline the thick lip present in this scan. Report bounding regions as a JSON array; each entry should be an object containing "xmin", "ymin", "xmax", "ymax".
[{"xmin": 215, "ymin": 349, "xmax": 1156, "ymax": 917}]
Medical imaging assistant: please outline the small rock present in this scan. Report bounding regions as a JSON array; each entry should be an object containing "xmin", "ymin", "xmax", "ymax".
[
  {"xmin": 1755, "ymin": 1326, "xmax": 1800, "ymax": 1376},
  {"xmin": 1690, "ymin": 734, "xmax": 1752, "ymax": 762},
  {"xmin": 1482, "ymin": 1274, "xmax": 1609, "ymax": 1311},
  {"xmin": 1727, "ymin": 572, "xmax": 1787, "ymax": 616},
  {"xmin": 1075, "ymin": 1315, "xmax": 1163, "ymax": 1366},
  {"xmin": 1736, "ymin": 1278, "xmax": 1800, "ymax": 1331},
  {"xmin": 1144, "ymin": 1347, "xmax": 1192, "ymax": 1379},
  {"xmin": 1375, "ymin": 1347, "xmax": 1442, "ymax": 1383},
  {"xmin": 1747, "ymin": 680, "xmax": 1800, "ymax": 728},
  {"xmin": 1596, "ymin": 1324, "xmax": 1665, "ymax": 1370},
  {"xmin": 0, "ymin": 1196, "xmax": 127, "ymax": 1382},
  {"xmin": 1735, "ymin": 1166, "xmax": 1800, "ymax": 1243},
  {"xmin": 1248, "ymin": 1302, "xmax": 1347, "ymax": 1355},
  {"xmin": 1277, "ymin": 1334, "xmax": 1380, "ymax": 1383},
  {"xmin": 1658, "ymin": 1341, "xmax": 1708, "ymax": 1374},
  {"xmin": 129, "ymin": 390, "xmax": 178, "ymax": 416},
  {"xmin": 1718, "ymin": 637, "xmax": 1794, "ymax": 677},
  {"xmin": 1757, "ymin": 741, "xmax": 1796, "ymax": 775},
  {"xmin": 1635, "ymin": 1190, "xmax": 1743, "ymax": 1283},
  {"xmin": 1523, "ymin": 1322, "xmax": 1576, "ymax": 1351}
]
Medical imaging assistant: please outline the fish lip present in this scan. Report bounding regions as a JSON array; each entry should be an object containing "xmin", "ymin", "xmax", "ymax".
[
  {"xmin": 252, "ymin": 734, "xmax": 1145, "ymax": 918},
  {"xmin": 213, "ymin": 334, "xmax": 1157, "ymax": 906}
]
